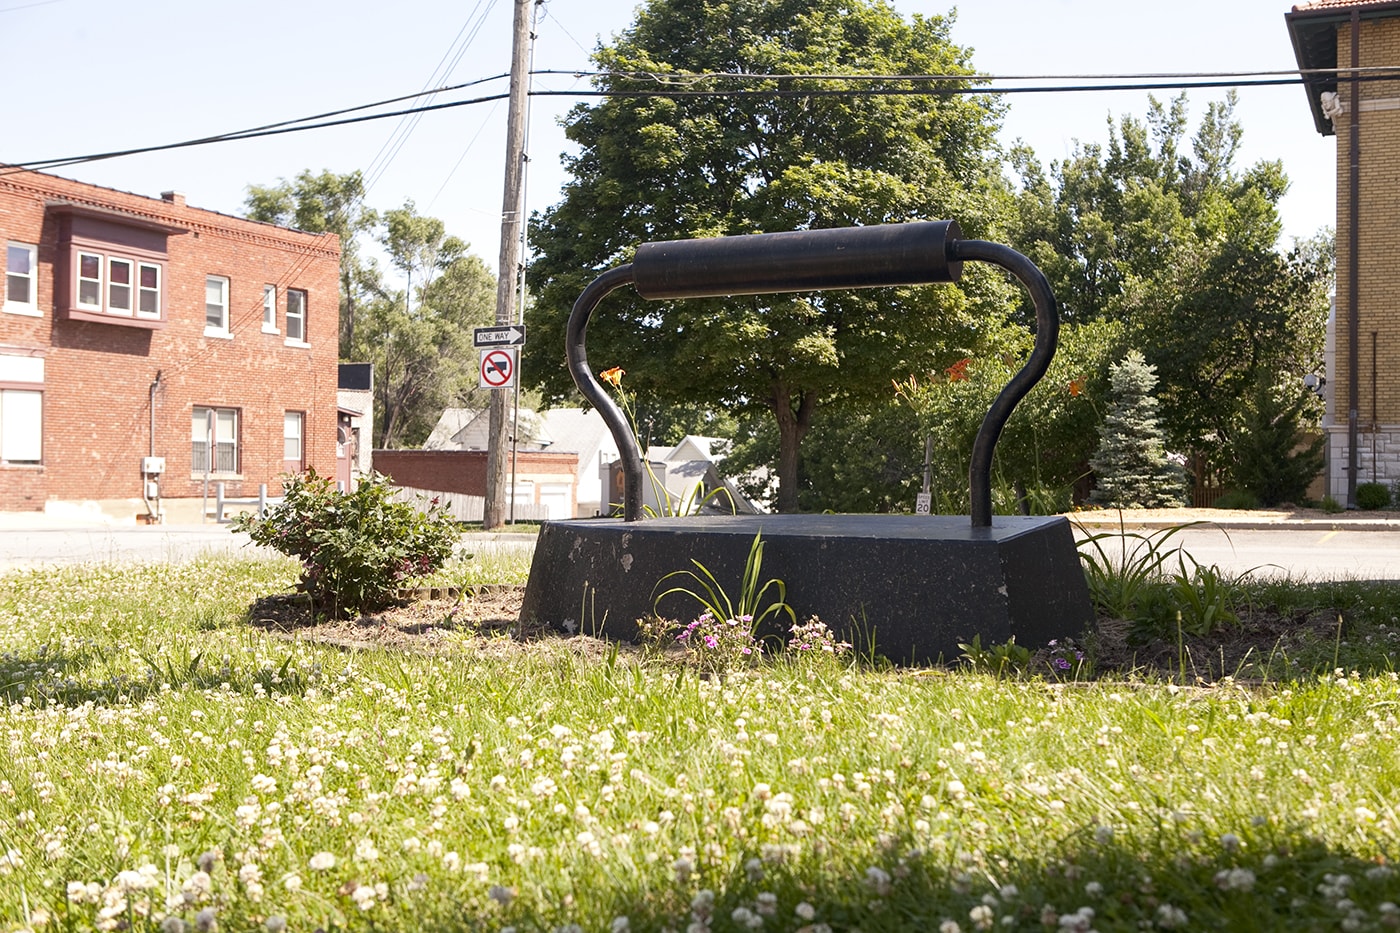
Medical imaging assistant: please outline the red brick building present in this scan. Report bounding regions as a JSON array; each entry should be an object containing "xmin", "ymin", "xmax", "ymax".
[{"xmin": 0, "ymin": 170, "xmax": 341, "ymax": 520}]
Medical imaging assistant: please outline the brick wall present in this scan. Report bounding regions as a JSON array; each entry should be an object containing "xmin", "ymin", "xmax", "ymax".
[
  {"xmin": 1330, "ymin": 17, "xmax": 1400, "ymax": 489},
  {"xmin": 0, "ymin": 171, "xmax": 340, "ymax": 513},
  {"xmin": 1334, "ymin": 19, "xmax": 1400, "ymax": 426},
  {"xmin": 373, "ymin": 449, "xmax": 579, "ymax": 498}
]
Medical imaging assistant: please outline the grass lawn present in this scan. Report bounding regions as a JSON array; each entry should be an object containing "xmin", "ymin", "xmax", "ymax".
[{"xmin": 1, "ymin": 553, "xmax": 1398, "ymax": 932}]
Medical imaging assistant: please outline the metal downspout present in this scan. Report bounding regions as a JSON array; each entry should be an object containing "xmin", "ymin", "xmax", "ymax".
[{"xmin": 1347, "ymin": 10, "xmax": 1361, "ymax": 508}]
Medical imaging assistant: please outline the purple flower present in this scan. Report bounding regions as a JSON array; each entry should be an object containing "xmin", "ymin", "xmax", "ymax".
[
  {"xmin": 1053, "ymin": 658, "xmax": 1071, "ymax": 670},
  {"xmin": 703, "ymin": 635, "xmax": 719, "ymax": 649}
]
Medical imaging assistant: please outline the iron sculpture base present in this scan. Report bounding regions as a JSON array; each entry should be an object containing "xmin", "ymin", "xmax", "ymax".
[{"xmin": 518, "ymin": 514, "xmax": 1093, "ymax": 666}]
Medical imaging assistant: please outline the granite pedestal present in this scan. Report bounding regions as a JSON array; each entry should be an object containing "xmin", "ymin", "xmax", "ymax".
[{"xmin": 518, "ymin": 513, "xmax": 1093, "ymax": 665}]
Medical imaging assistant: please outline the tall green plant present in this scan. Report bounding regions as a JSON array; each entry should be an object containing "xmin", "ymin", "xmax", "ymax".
[
  {"xmin": 652, "ymin": 533, "xmax": 794, "ymax": 632},
  {"xmin": 231, "ymin": 470, "xmax": 458, "ymax": 617},
  {"xmin": 1075, "ymin": 517, "xmax": 1200, "ymax": 618}
]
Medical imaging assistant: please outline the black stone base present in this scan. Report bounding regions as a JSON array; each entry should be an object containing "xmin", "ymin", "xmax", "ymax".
[{"xmin": 518, "ymin": 514, "xmax": 1094, "ymax": 665}]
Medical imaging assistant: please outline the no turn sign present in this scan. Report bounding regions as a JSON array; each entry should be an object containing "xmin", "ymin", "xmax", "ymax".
[{"xmin": 479, "ymin": 347, "xmax": 517, "ymax": 389}]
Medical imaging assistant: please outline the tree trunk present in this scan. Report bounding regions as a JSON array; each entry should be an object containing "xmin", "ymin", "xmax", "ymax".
[{"xmin": 772, "ymin": 385, "xmax": 814, "ymax": 513}]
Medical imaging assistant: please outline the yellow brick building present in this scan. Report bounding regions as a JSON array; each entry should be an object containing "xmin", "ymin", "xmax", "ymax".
[{"xmin": 1289, "ymin": 0, "xmax": 1400, "ymax": 504}]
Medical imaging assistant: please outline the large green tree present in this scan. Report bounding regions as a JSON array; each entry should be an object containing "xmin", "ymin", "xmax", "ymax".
[
  {"xmin": 246, "ymin": 177, "xmax": 499, "ymax": 449},
  {"xmin": 1011, "ymin": 94, "xmax": 1331, "ymax": 467},
  {"xmin": 245, "ymin": 169, "xmax": 378, "ymax": 357},
  {"xmin": 524, "ymin": 0, "xmax": 1011, "ymax": 512},
  {"xmin": 354, "ymin": 204, "xmax": 498, "ymax": 448}
]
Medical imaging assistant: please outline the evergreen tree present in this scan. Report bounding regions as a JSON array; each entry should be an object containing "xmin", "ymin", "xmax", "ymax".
[
  {"xmin": 1090, "ymin": 350, "xmax": 1187, "ymax": 508},
  {"xmin": 1228, "ymin": 375, "xmax": 1325, "ymax": 506}
]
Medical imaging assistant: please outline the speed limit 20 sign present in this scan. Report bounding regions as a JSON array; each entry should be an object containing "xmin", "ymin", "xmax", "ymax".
[{"xmin": 479, "ymin": 348, "xmax": 517, "ymax": 389}]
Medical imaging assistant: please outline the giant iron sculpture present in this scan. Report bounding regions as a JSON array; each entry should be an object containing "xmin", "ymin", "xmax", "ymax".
[{"xmin": 519, "ymin": 221, "xmax": 1093, "ymax": 663}]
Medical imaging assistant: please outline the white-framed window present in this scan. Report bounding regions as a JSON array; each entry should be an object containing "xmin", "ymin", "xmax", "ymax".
[
  {"xmin": 283, "ymin": 411, "xmax": 304, "ymax": 466},
  {"xmin": 191, "ymin": 406, "xmax": 238, "ymax": 474},
  {"xmin": 205, "ymin": 276, "xmax": 230, "ymax": 336},
  {"xmin": 108, "ymin": 257, "xmax": 133, "ymax": 315},
  {"xmin": 285, "ymin": 288, "xmax": 307, "ymax": 344},
  {"xmin": 4, "ymin": 242, "xmax": 39, "ymax": 316},
  {"xmin": 0, "ymin": 389, "xmax": 42, "ymax": 464},
  {"xmin": 262, "ymin": 284, "xmax": 278, "ymax": 333},
  {"xmin": 137, "ymin": 263, "xmax": 161, "ymax": 319},
  {"xmin": 77, "ymin": 251, "xmax": 103, "ymax": 310},
  {"xmin": 58, "ymin": 246, "xmax": 164, "ymax": 324}
]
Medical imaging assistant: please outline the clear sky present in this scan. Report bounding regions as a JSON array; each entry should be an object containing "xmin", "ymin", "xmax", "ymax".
[{"xmin": 2, "ymin": 0, "xmax": 1335, "ymax": 283}]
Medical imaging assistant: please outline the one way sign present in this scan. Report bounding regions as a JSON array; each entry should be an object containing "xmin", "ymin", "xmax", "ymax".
[{"xmin": 473, "ymin": 325, "xmax": 527, "ymax": 347}]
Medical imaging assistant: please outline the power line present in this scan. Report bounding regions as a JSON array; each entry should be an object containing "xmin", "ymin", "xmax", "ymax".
[
  {"xmin": 1, "ymin": 74, "xmax": 511, "ymax": 176},
  {"xmin": 5, "ymin": 66, "xmax": 1394, "ymax": 176},
  {"xmin": 363, "ymin": 0, "xmax": 500, "ymax": 195}
]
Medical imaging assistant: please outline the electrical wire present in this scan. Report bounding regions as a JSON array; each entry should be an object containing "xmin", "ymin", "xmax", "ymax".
[
  {"xmin": 363, "ymin": 0, "xmax": 500, "ymax": 195},
  {"xmin": 0, "ymin": 75, "xmax": 510, "ymax": 176},
  {"xmin": 4, "ymin": 66, "xmax": 1393, "ymax": 176}
]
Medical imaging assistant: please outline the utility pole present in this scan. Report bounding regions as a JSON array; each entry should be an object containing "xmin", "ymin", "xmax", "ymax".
[{"xmin": 483, "ymin": 0, "xmax": 532, "ymax": 529}]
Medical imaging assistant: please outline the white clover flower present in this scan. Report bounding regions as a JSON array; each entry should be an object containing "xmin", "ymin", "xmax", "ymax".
[
  {"xmin": 970, "ymin": 902, "xmax": 996, "ymax": 929},
  {"xmin": 1084, "ymin": 881, "xmax": 1103, "ymax": 898},
  {"xmin": 354, "ymin": 838, "xmax": 379, "ymax": 862},
  {"xmin": 488, "ymin": 884, "xmax": 515, "ymax": 906},
  {"xmin": 939, "ymin": 921, "xmax": 962, "ymax": 933},
  {"xmin": 351, "ymin": 884, "xmax": 377, "ymax": 911},
  {"xmin": 1155, "ymin": 903, "xmax": 1188, "ymax": 928},
  {"xmin": 745, "ymin": 858, "xmax": 765, "ymax": 882},
  {"xmin": 611, "ymin": 918, "xmax": 630, "ymax": 933},
  {"xmin": 795, "ymin": 902, "xmax": 816, "ymax": 921},
  {"xmin": 865, "ymin": 866, "xmax": 892, "ymax": 896},
  {"xmin": 1093, "ymin": 825, "xmax": 1114, "ymax": 845},
  {"xmin": 756, "ymin": 892, "xmax": 778, "ymax": 915},
  {"xmin": 281, "ymin": 873, "xmax": 302, "ymax": 892},
  {"xmin": 308, "ymin": 851, "xmax": 336, "ymax": 871},
  {"xmin": 194, "ymin": 908, "xmax": 217, "ymax": 933},
  {"xmin": 674, "ymin": 854, "xmax": 696, "ymax": 883},
  {"xmin": 999, "ymin": 884, "xmax": 1019, "ymax": 900},
  {"xmin": 264, "ymin": 917, "xmax": 287, "ymax": 933},
  {"xmin": 1214, "ymin": 867, "xmax": 1256, "ymax": 892},
  {"xmin": 1219, "ymin": 833, "xmax": 1240, "ymax": 852},
  {"xmin": 161, "ymin": 917, "xmax": 186, "ymax": 933}
]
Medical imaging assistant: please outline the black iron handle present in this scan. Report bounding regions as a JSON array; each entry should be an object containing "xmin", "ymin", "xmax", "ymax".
[
  {"xmin": 952, "ymin": 240, "xmax": 1060, "ymax": 528},
  {"xmin": 565, "ymin": 222, "xmax": 1059, "ymax": 526},
  {"xmin": 633, "ymin": 221, "xmax": 963, "ymax": 299}
]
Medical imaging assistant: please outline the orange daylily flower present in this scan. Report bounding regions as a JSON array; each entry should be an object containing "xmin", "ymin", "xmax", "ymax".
[
  {"xmin": 599, "ymin": 366, "xmax": 625, "ymax": 388},
  {"xmin": 1068, "ymin": 376, "xmax": 1086, "ymax": 397}
]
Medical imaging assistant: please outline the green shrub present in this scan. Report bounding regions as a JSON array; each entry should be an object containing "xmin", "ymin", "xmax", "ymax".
[
  {"xmin": 1356, "ymin": 481, "xmax": 1392, "ymax": 511},
  {"xmin": 231, "ymin": 469, "xmax": 459, "ymax": 617},
  {"xmin": 1319, "ymin": 495, "xmax": 1344, "ymax": 514},
  {"xmin": 1212, "ymin": 489, "xmax": 1260, "ymax": 510},
  {"xmin": 1228, "ymin": 376, "xmax": 1325, "ymax": 506}
]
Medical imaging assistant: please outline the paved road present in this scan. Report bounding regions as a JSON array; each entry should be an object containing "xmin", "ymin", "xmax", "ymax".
[
  {"xmin": 0, "ymin": 524, "xmax": 266, "ymax": 569},
  {"xmin": 1073, "ymin": 525, "xmax": 1400, "ymax": 581},
  {"xmin": 0, "ymin": 523, "xmax": 539, "ymax": 571},
  {"xmin": 0, "ymin": 519, "xmax": 1393, "ymax": 581}
]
